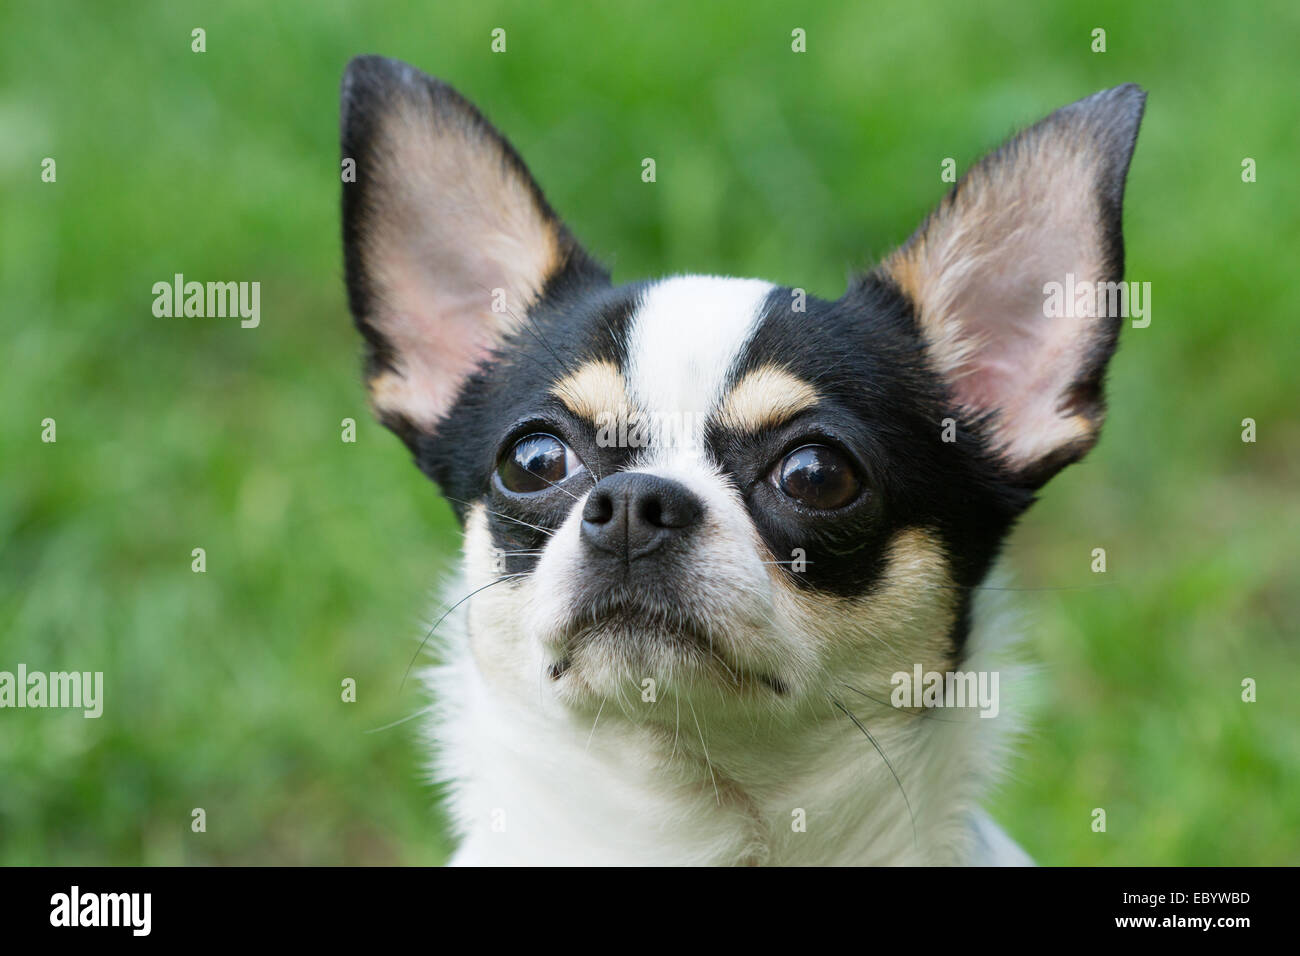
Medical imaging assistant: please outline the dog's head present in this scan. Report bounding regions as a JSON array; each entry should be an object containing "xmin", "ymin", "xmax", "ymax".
[{"xmin": 340, "ymin": 57, "xmax": 1143, "ymax": 719}]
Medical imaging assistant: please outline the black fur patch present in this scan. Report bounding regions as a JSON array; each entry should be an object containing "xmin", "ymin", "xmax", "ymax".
[
  {"xmin": 709, "ymin": 281, "xmax": 1033, "ymax": 644},
  {"xmin": 413, "ymin": 273, "xmax": 1036, "ymax": 654}
]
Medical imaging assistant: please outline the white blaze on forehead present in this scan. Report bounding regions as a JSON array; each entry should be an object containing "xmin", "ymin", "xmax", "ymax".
[{"xmin": 622, "ymin": 276, "xmax": 775, "ymax": 455}]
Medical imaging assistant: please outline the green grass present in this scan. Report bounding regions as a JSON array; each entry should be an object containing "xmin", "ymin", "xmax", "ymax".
[{"xmin": 1, "ymin": 0, "xmax": 1297, "ymax": 864}]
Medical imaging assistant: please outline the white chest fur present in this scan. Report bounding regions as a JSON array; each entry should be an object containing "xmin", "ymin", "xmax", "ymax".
[{"xmin": 422, "ymin": 580, "xmax": 1032, "ymax": 867}]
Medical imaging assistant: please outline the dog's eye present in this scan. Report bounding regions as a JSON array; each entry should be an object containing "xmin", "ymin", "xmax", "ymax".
[
  {"xmin": 772, "ymin": 444, "xmax": 860, "ymax": 510},
  {"xmin": 497, "ymin": 433, "xmax": 582, "ymax": 494}
]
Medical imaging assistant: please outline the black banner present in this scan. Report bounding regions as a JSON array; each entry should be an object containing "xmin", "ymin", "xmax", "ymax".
[{"xmin": 0, "ymin": 867, "xmax": 1277, "ymax": 941}]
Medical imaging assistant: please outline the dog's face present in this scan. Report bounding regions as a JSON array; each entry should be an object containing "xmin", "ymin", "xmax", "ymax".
[{"xmin": 340, "ymin": 57, "xmax": 1143, "ymax": 721}]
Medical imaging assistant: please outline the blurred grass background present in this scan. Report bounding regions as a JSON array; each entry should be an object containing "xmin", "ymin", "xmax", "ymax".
[{"xmin": 1, "ymin": 0, "xmax": 1297, "ymax": 865}]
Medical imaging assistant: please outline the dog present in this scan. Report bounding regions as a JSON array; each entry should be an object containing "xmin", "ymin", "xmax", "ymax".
[{"xmin": 338, "ymin": 56, "xmax": 1144, "ymax": 865}]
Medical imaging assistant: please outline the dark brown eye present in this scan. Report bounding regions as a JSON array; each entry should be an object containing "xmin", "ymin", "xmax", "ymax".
[
  {"xmin": 773, "ymin": 444, "xmax": 861, "ymax": 510},
  {"xmin": 497, "ymin": 433, "xmax": 581, "ymax": 494}
]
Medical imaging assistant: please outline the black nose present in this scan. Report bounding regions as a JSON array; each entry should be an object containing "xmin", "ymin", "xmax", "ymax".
[{"xmin": 580, "ymin": 473, "xmax": 704, "ymax": 562}]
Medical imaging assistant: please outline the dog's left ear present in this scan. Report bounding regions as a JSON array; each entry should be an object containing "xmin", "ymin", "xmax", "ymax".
[
  {"xmin": 880, "ymin": 84, "xmax": 1145, "ymax": 487},
  {"xmin": 340, "ymin": 55, "xmax": 605, "ymax": 447}
]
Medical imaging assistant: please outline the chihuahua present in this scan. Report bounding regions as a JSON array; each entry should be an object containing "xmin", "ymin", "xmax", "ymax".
[{"xmin": 339, "ymin": 56, "xmax": 1144, "ymax": 865}]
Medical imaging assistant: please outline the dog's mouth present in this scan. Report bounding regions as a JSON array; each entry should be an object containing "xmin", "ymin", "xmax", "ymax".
[{"xmin": 546, "ymin": 603, "xmax": 787, "ymax": 694}]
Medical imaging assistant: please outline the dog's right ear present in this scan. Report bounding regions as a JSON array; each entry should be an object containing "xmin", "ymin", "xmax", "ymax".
[{"xmin": 340, "ymin": 56, "xmax": 605, "ymax": 446}]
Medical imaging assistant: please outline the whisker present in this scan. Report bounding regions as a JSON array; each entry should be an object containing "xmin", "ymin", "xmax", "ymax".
[
  {"xmin": 830, "ymin": 695, "xmax": 919, "ymax": 851},
  {"xmin": 585, "ymin": 696, "xmax": 607, "ymax": 751},
  {"xmin": 400, "ymin": 573, "xmax": 527, "ymax": 690},
  {"xmin": 671, "ymin": 661, "xmax": 681, "ymax": 759},
  {"xmin": 935, "ymin": 583, "xmax": 1117, "ymax": 592},
  {"xmin": 838, "ymin": 681, "xmax": 973, "ymax": 723},
  {"xmin": 468, "ymin": 286, "xmax": 575, "ymax": 383},
  {"xmin": 442, "ymin": 494, "xmax": 556, "ymax": 538},
  {"xmin": 705, "ymin": 645, "xmax": 741, "ymax": 687},
  {"xmin": 363, "ymin": 705, "xmax": 435, "ymax": 734},
  {"xmin": 799, "ymin": 352, "xmax": 857, "ymax": 391},
  {"xmin": 525, "ymin": 469, "xmax": 583, "ymax": 502},
  {"xmin": 498, "ymin": 298, "xmax": 577, "ymax": 383},
  {"xmin": 520, "ymin": 319, "xmax": 576, "ymax": 383},
  {"xmin": 688, "ymin": 699, "xmax": 721, "ymax": 806}
]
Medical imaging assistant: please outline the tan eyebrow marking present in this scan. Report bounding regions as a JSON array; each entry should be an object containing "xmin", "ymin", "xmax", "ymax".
[
  {"xmin": 551, "ymin": 359, "xmax": 630, "ymax": 423},
  {"xmin": 715, "ymin": 364, "xmax": 819, "ymax": 432}
]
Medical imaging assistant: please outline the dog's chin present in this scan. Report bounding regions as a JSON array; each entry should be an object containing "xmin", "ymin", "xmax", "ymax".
[{"xmin": 541, "ymin": 608, "xmax": 789, "ymax": 708}]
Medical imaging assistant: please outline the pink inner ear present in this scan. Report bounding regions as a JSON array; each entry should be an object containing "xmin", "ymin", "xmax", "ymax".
[
  {"xmin": 368, "ymin": 256, "xmax": 508, "ymax": 431},
  {"xmin": 362, "ymin": 166, "xmax": 563, "ymax": 429},
  {"xmin": 890, "ymin": 149, "xmax": 1119, "ymax": 474},
  {"xmin": 957, "ymin": 318, "xmax": 1096, "ymax": 468},
  {"xmin": 347, "ymin": 70, "xmax": 567, "ymax": 434},
  {"xmin": 943, "ymin": 253, "xmax": 1103, "ymax": 470}
]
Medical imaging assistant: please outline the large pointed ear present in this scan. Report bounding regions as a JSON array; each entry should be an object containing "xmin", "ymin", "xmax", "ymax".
[
  {"xmin": 340, "ymin": 55, "xmax": 605, "ymax": 445},
  {"xmin": 880, "ymin": 84, "xmax": 1146, "ymax": 487}
]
